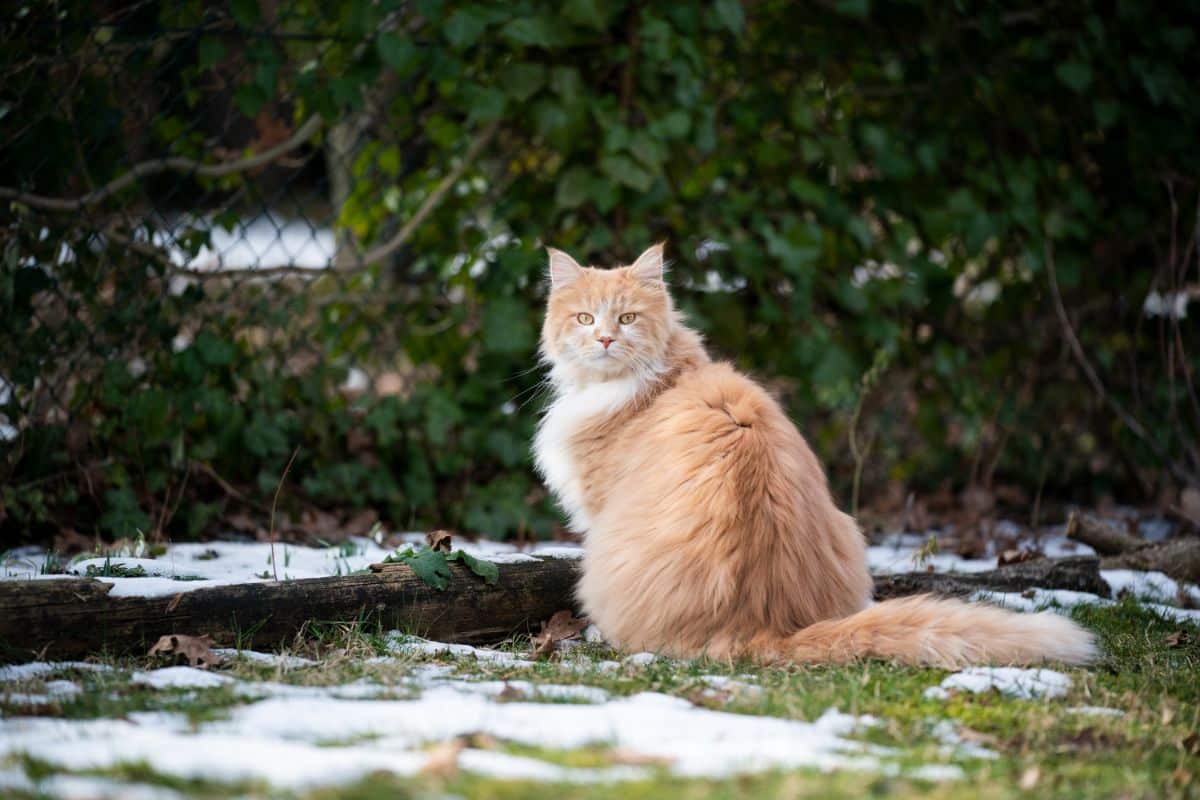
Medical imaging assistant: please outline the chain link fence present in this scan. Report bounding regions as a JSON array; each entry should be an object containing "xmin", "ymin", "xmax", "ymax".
[{"xmin": 1, "ymin": 4, "xmax": 542, "ymax": 546}]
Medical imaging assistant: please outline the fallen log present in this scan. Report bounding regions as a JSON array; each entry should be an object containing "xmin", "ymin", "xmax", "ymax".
[
  {"xmin": 872, "ymin": 556, "xmax": 1110, "ymax": 600},
  {"xmin": 0, "ymin": 554, "xmax": 1114, "ymax": 661},
  {"xmin": 1067, "ymin": 510, "xmax": 1200, "ymax": 583},
  {"xmin": 0, "ymin": 556, "xmax": 581, "ymax": 662}
]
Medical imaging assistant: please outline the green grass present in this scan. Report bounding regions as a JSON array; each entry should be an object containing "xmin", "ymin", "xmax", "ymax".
[{"xmin": 2, "ymin": 601, "xmax": 1197, "ymax": 799}]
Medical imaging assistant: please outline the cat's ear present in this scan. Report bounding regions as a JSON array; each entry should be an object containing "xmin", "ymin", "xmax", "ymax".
[
  {"xmin": 629, "ymin": 242, "xmax": 667, "ymax": 284},
  {"xmin": 546, "ymin": 247, "xmax": 584, "ymax": 289}
]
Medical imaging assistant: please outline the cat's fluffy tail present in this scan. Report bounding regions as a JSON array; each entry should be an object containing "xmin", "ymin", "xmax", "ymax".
[{"xmin": 757, "ymin": 595, "xmax": 1096, "ymax": 668}]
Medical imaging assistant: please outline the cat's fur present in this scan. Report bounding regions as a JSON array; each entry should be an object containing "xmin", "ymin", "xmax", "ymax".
[{"xmin": 533, "ymin": 243, "xmax": 1096, "ymax": 667}]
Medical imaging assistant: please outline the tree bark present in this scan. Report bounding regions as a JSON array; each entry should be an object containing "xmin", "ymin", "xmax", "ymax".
[
  {"xmin": 1066, "ymin": 510, "xmax": 1200, "ymax": 583},
  {"xmin": 872, "ymin": 556, "xmax": 1110, "ymax": 600},
  {"xmin": 0, "ymin": 554, "xmax": 1117, "ymax": 662},
  {"xmin": 0, "ymin": 557, "xmax": 580, "ymax": 662}
]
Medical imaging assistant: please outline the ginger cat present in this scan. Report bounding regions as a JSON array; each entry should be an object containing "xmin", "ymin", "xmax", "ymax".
[{"xmin": 533, "ymin": 243, "xmax": 1096, "ymax": 667}]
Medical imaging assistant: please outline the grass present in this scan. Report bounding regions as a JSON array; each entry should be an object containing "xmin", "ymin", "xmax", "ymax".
[{"xmin": 1, "ymin": 602, "xmax": 1197, "ymax": 799}]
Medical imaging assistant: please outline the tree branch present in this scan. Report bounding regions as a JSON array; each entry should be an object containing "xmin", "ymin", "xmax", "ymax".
[
  {"xmin": 0, "ymin": 116, "xmax": 324, "ymax": 212},
  {"xmin": 352, "ymin": 119, "xmax": 500, "ymax": 269},
  {"xmin": 1044, "ymin": 238, "xmax": 1196, "ymax": 486}
]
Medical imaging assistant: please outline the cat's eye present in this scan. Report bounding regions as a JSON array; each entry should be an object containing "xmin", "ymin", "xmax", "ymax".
[
  {"xmin": 576, "ymin": 312, "xmax": 594, "ymax": 325},
  {"xmin": 619, "ymin": 312, "xmax": 637, "ymax": 324}
]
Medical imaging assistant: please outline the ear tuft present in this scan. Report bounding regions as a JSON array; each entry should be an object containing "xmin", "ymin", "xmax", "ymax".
[
  {"xmin": 629, "ymin": 242, "xmax": 667, "ymax": 284},
  {"xmin": 547, "ymin": 247, "xmax": 584, "ymax": 289}
]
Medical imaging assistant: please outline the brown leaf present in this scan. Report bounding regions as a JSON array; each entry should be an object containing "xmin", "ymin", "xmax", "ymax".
[
  {"xmin": 165, "ymin": 593, "xmax": 184, "ymax": 614},
  {"xmin": 1181, "ymin": 487, "xmax": 1200, "ymax": 524},
  {"xmin": 496, "ymin": 683, "xmax": 527, "ymax": 702},
  {"xmin": 426, "ymin": 530, "xmax": 453, "ymax": 553},
  {"xmin": 420, "ymin": 739, "xmax": 465, "ymax": 778},
  {"xmin": 53, "ymin": 528, "xmax": 96, "ymax": 557},
  {"xmin": 998, "ymin": 548, "xmax": 1037, "ymax": 567},
  {"xmin": 342, "ymin": 509, "xmax": 379, "ymax": 537},
  {"xmin": 530, "ymin": 610, "xmax": 589, "ymax": 659},
  {"xmin": 148, "ymin": 634, "xmax": 223, "ymax": 669},
  {"xmin": 1164, "ymin": 630, "xmax": 1189, "ymax": 648}
]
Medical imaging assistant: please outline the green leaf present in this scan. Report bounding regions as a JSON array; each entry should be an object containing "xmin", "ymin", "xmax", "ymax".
[
  {"xmin": 447, "ymin": 549, "xmax": 500, "ymax": 585},
  {"xmin": 377, "ymin": 33, "xmax": 419, "ymax": 74},
  {"xmin": 501, "ymin": 63, "xmax": 546, "ymax": 102},
  {"xmin": 502, "ymin": 17, "xmax": 558, "ymax": 48},
  {"xmin": 1056, "ymin": 60, "xmax": 1092, "ymax": 92},
  {"xmin": 387, "ymin": 545, "xmax": 451, "ymax": 590},
  {"xmin": 712, "ymin": 0, "xmax": 745, "ymax": 33},
  {"xmin": 197, "ymin": 38, "xmax": 225, "ymax": 70},
  {"xmin": 445, "ymin": 9, "xmax": 489, "ymax": 48},
  {"xmin": 600, "ymin": 154, "xmax": 654, "ymax": 192},
  {"xmin": 562, "ymin": 0, "xmax": 607, "ymax": 30}
]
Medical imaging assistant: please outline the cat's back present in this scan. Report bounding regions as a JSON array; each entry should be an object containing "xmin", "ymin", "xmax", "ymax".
[{"xmin": 639, "ymin": 360, "xmax": 800, "ymax": 447}]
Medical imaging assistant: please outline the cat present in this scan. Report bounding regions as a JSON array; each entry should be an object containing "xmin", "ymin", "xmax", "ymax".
[{"xmin": 533, "ymin": 243, "xmax": 1096, "ymax": 667}]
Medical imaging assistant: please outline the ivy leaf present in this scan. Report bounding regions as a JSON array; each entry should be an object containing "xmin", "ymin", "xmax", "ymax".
[
  {"xmin": 385, "ymin": 544, "xmax": 451, "ymax": 590},
  {"xmin": 501, "ymin": 63, "xmax": 546, "ymax": 102},
  {"xmin": 447, "ymin": 549, "xmax": 500, "ymax": 585},
  {"xmin": 1056, "ymin": 60, "xmax": 1093, "ymax": 92},
  {"xmin": 377, "ymin": 33, "xmax": 419, "ymax": 74},
  {"xmin": 444, "ymin": 9, "xmax": 489, "ymax": 48},
  {"xmin": 502, "ymin": 17, "xmax": 558, "ymax": 48}
]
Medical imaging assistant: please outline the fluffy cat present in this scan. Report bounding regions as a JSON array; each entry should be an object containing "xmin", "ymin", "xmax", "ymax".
[{"xmin": 533, "ymin": 243, "xmax": 1096, "ymax": 667}]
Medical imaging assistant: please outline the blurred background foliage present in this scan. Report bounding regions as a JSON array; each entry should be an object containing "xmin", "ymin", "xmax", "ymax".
[{"xmin": 1, "ymin": 0, "xmax": 1198, "ymax": 545}]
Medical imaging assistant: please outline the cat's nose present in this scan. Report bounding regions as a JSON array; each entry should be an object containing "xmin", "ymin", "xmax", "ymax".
[{"xmin": 598, "ymin": 336, "xmax": 614, "ymax": 349}]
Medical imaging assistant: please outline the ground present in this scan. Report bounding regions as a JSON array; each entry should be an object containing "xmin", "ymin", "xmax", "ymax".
[{"xmin": 1, "ymin": 530, "xmax": 1198, "ymax": 799}]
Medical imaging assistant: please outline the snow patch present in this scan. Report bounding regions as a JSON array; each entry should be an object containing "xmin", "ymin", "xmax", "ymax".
[{"xmin": 924, "ymin": 667, "xmax": 1071, "ymax": 700}]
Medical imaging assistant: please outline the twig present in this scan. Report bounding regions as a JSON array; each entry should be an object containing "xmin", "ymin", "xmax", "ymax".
[
  {"xmin": 191, "ymin": 460, "xmax": 270, "ymax": 513},
  {"xmin": 0, "ymin": 116, "xmax": 323, "ymax": 212},
  {"xmin": 268, "ymin": 448, "xmax": 301, "ymax": 582},
  {"xmin": 354, "ymin": 120, "xmax": 500, "ymax": 268},
  {"xmin": 1044, "ymin": 238, "xmax": 1195, "ymax": 486}
]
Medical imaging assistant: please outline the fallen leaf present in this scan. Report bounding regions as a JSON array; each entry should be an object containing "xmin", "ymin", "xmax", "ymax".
[
  {"xmin": 530, "ymin": 610, "xmax": 589, "ymax": 659},
  {"xmin": 1018, "ymin": 766, "xmax": 1040, "ymax": 790},
  {"xmin": 496, "ymin": 683, "xmax": 526, "ymax": 701},
  {"xmin": 165, "ymin": 593, "xmax": 184, "ymax": 614},
  {"xmin": 1181, "ymin": 733, "xmax": 1200, "ymax": 756},
  {"xmin": 610, "ymin": 748, "xmax": 674, "ymax": 767},
  {"xmin": 1164, "ymin": 630, "xmax": 1189, "ymax": 648},
  {"xmin": 426, "ymin": 530, "xmax": 453, "ymax": 553},
  {"xmin": 148, "ymin": 634, "xmax": 223, "ymax": 669},
  {"xmin": 420, "ymin": 739, "xmax": 465, "ymax": 778},
  {"xmin": 1181, "ymin": 487, "xmax": 1200, "ymax": 523},
  {"xmin": 998, "ymin": 548, "xmax": 1037, "ymax": 566}
]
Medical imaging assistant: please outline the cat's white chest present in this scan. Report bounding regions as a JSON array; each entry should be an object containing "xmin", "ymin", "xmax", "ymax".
[{"xmin": 533, "ymin": 376, "xmax": 640, "ymax": 533}]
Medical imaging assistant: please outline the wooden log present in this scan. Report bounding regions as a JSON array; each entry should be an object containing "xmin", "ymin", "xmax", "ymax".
[
  {"xmin": 872, "ymin": 556, "xmax": 1111, "ymax": 600},
  {"xmin": 1, "ymin": 550, "xmax": 1121, "ymax": 662},
  {"xmin": 0, "ymin": 556, "xmax": 581, "ymax": 662},
  {"xmin": 1065, "ymin": 511, "xmax": 1145, "ymax": 555},
  {"xmin": 1066, "ymin": 510, "xmax": 1200, "ymax": 583}
]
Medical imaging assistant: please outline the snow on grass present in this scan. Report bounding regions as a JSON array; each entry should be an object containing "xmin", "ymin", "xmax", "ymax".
[
  {"xmin": 0, "ymin": 537, "xmax": 581, "ymax": 598},
  {"xmin": 974, "ymin": 586, "xmax": 1200, "ymax": 624},
  {"xmin": 0, "ymin": 662, "xmax": 109, "ymax": 682},
  {"xmin": 1067, "ymin": 706, "xmax": 1125, "ymax": 717},
  {"xmin": 923, "ymin": 667, "xmax": 1071, "ymax": 701},
  {"xmin": 0, "ymin": 671, "xmax": 888, "ymax": 789}
]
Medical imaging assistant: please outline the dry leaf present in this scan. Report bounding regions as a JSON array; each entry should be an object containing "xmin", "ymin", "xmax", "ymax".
[
  {"xmin": 147, "ymin": 634, "xmax": 223, "ymax": 669},
  {"xmin": 610, "ymin": 748, "xmax": 674, "ymax": 767},
  {"xmin": 1181, "ymin": 487, "xmax": 1200, "ymax": 523},
  {"xmin": 426, "ymin": 529, "xmax": 453, "ymax": 553},
  {"xmin": 1164, "ymin": 630, "xmax": 1189, "ymax": 648},
  {"xmin": 420, "ymin": 739, "xmax": 465, "ymax": 778},
  {"xmin": 496, "ymin": 683, "xmax": 526, "ymax": 702},
  {"xmin": 998, "ymin": 548, "xmax": 1036, "ymax": 567},
  {"xmin": 1018, "ymin": 766, "xmax": 1040, "ymax": 790},
  {"xmin": 165, "ymin": 592, "xmax": 184, "ymax": 614},
  {"xmin": 530, "ymin": 610, "xmax": 589, "ymax": 659}
]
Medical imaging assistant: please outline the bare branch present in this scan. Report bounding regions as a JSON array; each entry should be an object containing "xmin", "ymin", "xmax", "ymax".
[
  {"xmin": 353, "ymin": 119, "xmax": 500, "ymax": 269},
  {"xmin": 1044, "ymin": 238, "xmax": 1197, "ymax": 485},
  {"xmin": 0, "ymin": 116, "xmax": 324, "ymax": 212}
]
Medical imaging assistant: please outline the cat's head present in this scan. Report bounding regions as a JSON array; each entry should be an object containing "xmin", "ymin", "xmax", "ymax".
[{"xmin": 540, "ymin": 243, "xmax": 676, "ymax": 384}]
